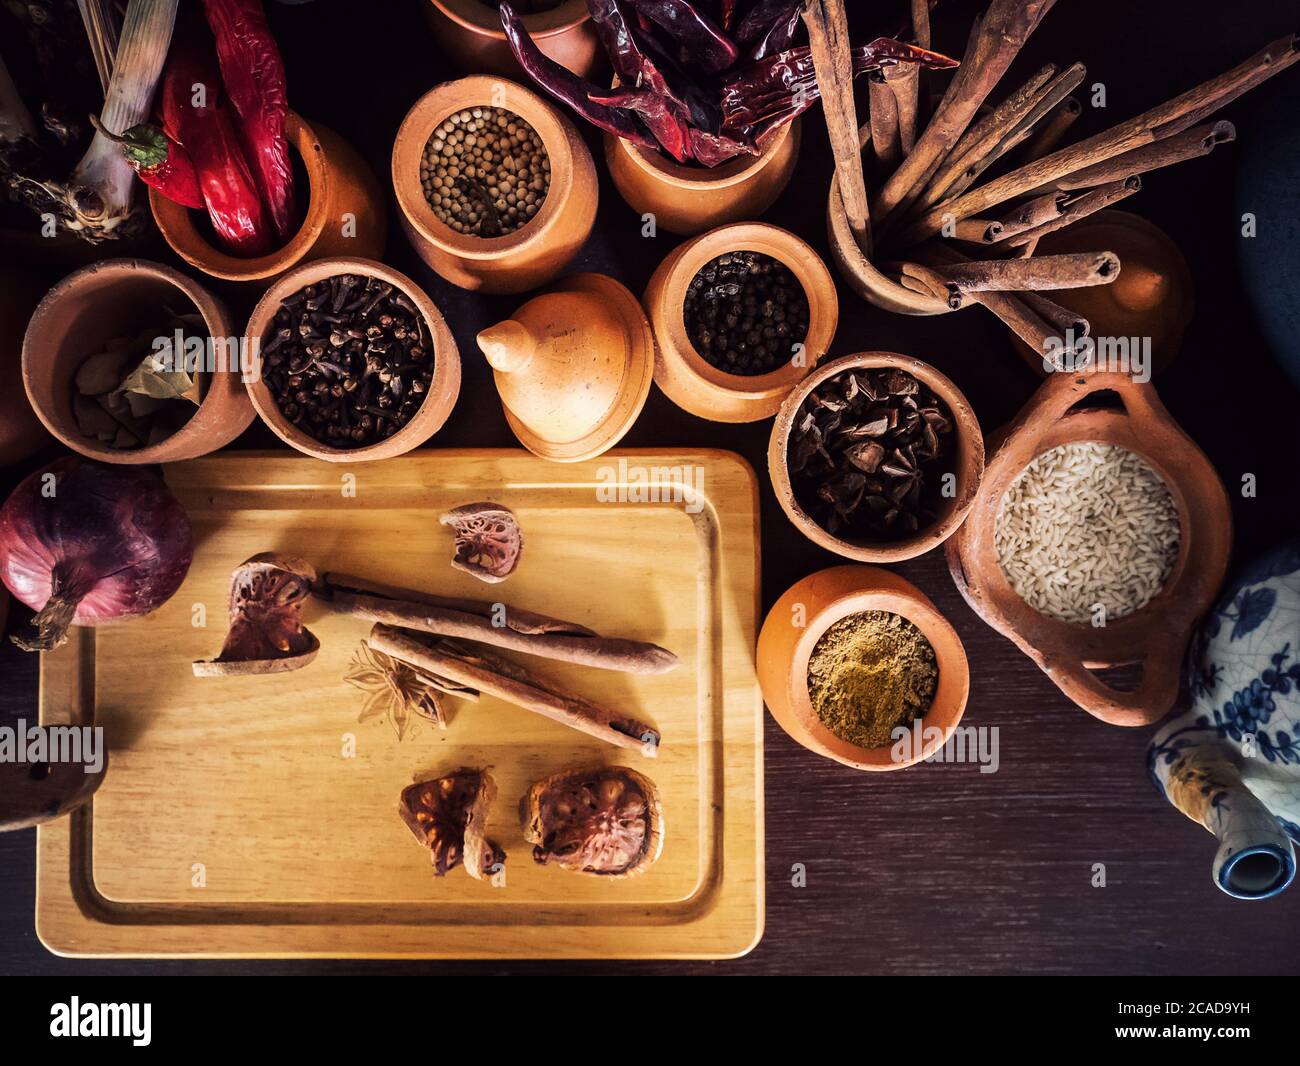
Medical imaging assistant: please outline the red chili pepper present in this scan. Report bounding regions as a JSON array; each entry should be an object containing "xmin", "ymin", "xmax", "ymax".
[
  {"xmin": 161, "ymin": 41, "xmax": 273, "ymax": 258},
  {"xmin": 91, "ymin": 117, "xmax": 205, "ymax": 210},
  {"xmin": 202, "ymin": 0, "xmax": 297, "ymax": 241}
]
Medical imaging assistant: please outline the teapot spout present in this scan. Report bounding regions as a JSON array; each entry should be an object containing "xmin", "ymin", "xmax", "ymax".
[{"xmin": 1153, "ymin": 740, "xmax": 1296, "ymax": 899}]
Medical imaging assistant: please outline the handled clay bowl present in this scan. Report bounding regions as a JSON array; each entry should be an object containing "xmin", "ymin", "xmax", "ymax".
[
  {"xmin": 757, "ymin": 565, "xmax": 970, "ymax": 771},
  {"xmin": 945, "ymin": 368, "xmax": 1232, "ymax": 726}
]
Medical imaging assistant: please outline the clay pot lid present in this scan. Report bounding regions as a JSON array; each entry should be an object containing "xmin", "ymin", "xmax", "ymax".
[
  {"xmin": 478, "ymin": 273, "xmax": 654, "ymax": 462},
  {"xmin": 1014, "ymin": 211, "xmax": 1193, "ymax": 377}
]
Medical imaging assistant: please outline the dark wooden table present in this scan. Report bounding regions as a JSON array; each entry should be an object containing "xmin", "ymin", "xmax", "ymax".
[{"xmin": 2, "ymin": 0, "xmax": 1298, "ymax": 975}]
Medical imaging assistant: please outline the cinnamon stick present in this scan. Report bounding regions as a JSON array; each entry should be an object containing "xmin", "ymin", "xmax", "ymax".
[
  {"xmin": 993, "ymin": 191, "xmax": 1069, "ymax": 240},
  {"xmin": 318, "ymin": 573, "xmax": 679, "ymax": 675},
  {"xmin": 1019, "ymin": 290, "xmax": 1091, "ymax": 346},
  {"xmin": 951, "ymin": 217, "xmax": 1003, "ymax": 243},
  {"xmin": 928, "ymin": 250, "xmax": 1121, "ymax": 292},
  {"xmin": 899, "ymin": 33, "xmax": 1299, "ymax": 244},
  {"xmin": 1018, "ymin": 95, "xmax": 1081, "ymax": 163},
  {"xmin": 804, "ymin": 0, "xmax": 871, "ymax": 254},
  {"xmin": 1034, "ymin": 120, "xmax": 1234, "ymax": 192},
  {"xmin": 367, "ymin": 626, "xmax": 660, "ymax": 755},
  {"xmin": 883, "ymin": 63, "xmax": 918, "ymax": 155},
  {"xmin": 869, "ymin": 71, "xmax": 902, "ymax": 169},
  {"xmin": 1004, "ymin": 177, "xmax": 1142, "ymax": 248},
  {"xmin": 873, "ymin": 0, "xmax": 1057, "ymax": 226}
]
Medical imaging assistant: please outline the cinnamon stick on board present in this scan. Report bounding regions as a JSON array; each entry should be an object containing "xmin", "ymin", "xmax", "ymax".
[
  {"xmin": 318, "ymin": 572, "xmax": 679, "ymax": 674},
  {"xmin": 928, "ymin": 250, "xmax": 1121, "ymax": 292},
  {"xmin": 367, "ymin": 626, "xmax": 660, "ymax": 755},
  {"xmin": 899, "ymin": 33, "xmax": 1299, "ymax": 244},
  {"xmin": 803, "ymin": 0, "xmax": 872, "ymax": 254},
  {"xmin": 873, "ymin": 0, "xmax": 1057, "ymax": 225}
]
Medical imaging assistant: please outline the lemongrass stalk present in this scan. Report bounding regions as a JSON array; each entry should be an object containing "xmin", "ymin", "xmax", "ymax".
[{"xmin": 63, "ymin": 0, "xmax": 178, "ymax": 239}]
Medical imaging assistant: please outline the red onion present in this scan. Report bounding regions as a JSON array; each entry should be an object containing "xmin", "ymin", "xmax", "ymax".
[{"xmin": 0, "ymin": 457, "xmax": 194, "ymax": 652}]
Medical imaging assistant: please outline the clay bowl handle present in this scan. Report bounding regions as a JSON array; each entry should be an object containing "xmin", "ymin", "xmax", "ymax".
[
  {"xmin": 0, "ymin": 748, "xmax": 105, "ymax": 832},
  {"xmin": 947, "ymin": 367, "xmax": 1232, "ymax": 727}
]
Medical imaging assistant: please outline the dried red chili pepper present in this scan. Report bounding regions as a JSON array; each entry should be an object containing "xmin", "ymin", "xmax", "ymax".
[
  {"xmin": 720, "ymin": 39, "xmax": 959, "ymax": 136},
  {"xmin": 161, "ymin": 41, "xmax": 273, "ymax": 258},
  {"xmin": 201, "ymin": 0, "xmax": 297, "ymax": 241},
  {"xmin": 501, "ymin": 3, "xmax": 660, "ymax": 150},
  {"xmin": 735, "ymin": 0, "xmax": 801, "ymax": 61},
  {"xmin": 634, "ymin": 0, "xmax": 740, "ymax": 73},
  {"xmin": 586, "ymin": 0, "xmax": 685, "ymax": 111},
  {"xmin": 90, "ymin": 118, "xmax": 204, "ymax": 211},
  {"xmin": 589, "ymin": 85, "xmax": 692, "ymax": 162}
]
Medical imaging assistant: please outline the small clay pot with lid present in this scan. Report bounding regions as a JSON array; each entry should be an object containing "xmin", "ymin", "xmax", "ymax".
[
  {"xmin": 151, "ymin": 112, "xmax": 386, "ymax": 286},
  {"xmin": 757, "ymin": 565, "xmax": 970, "ymax": 771},
  {"xmin": 644, "ymin": 222, "xmax": 839, "ymax": 423},
  {"xmin": 393, "ymin": 76, "xmax": 598, "ymax": 295},
  {"xmin": 769, "ymin": 352, "xmax": 985, "ymax": 563},
  {"xmin": 243, "ymin": 257, "xmax": 460, "ymax": 463},
  {"xmin": 477, "ymin": 273, "xmax": 654, "ymax": 462},
  {"xmin": 423, "ymin": 0, "xmax": 601, "ymax": 81},
  {"xmin": 22, "ymin": 259, "xmax": 252, "ymax": 464}
]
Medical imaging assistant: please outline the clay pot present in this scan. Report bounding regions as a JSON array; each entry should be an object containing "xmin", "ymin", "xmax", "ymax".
[
  {"xmin": 0, "ymin": 263, "xmax": 50, "ymax": 466},
  {"xmin": 1011, "ymin": 211, "xmax": 1193, "ymax": 377},
  {"xmin": 827, "ymin": 125, "xmax": 949, "ymax": 315},
  {"xmin": 757, "ymin": 565, "xmax": 970, "ymax": 771},
  {"xmin": 643, "ymin": 222, "xmax": 839, "ymax": 423},
  {"xmin": 945, "ymin": 368, "xmax": 1232, "ymax": 726},
  {"xmin": 769, "ymin": 352, "xmax": 985, "ymax": 563},
  {"xmin": 393, "ymin": 77, "xmax": 598, "ymax": 295},
  {"xmin": 22, "ymin": 259, "xmax": 252, "ymax": 464},
  {"xmin": 151, "ymin": 112, "xmax": 387, "ymax": 285},
  {"xmin": 423, "ymin": 0, "xmax": 601, "ymax": 81},
  {"xmin": 605, "ymin": 119, "xmax": 800, "ymax": 237},
  {"xmin": 243, "ymin": 258, "xmax": 460, "ymax": 462},
  {"xmin": 477, "ymin": 273, "xmax": 653, "ymax": 462}
]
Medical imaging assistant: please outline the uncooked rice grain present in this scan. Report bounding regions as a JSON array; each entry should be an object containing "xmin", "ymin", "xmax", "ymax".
[{"xmin": 994, "ymin": 441, "xmax": 1180, "ymax": 624}]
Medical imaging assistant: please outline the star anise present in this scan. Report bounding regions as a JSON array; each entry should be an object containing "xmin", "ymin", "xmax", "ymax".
[{"xmin": 345, "ymin": 641, "xmax": 473, "ymax": 738}]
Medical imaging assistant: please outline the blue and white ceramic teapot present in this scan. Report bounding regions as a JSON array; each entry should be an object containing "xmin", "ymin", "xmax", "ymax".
[{"xmin": 1148, "ymin": 538, "xmax": 1300, "ymax": 899}]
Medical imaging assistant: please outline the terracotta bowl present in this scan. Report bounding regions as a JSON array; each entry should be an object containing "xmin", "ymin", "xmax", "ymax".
[
  {"xmin": 243, "ymin": 257, "xmax": 461, "ymax": 462},
  {"xmin": 21, "ymin": 259, "xmax": 252, "ymax": 464},
  {"xmin": 0, "ymin": 262, "xmax": 50, "ymax": 465},
  {"xmin": 1011, "ymin": 210, "xmax": 1193, "ymax": 377},
  {"xmin": 605, "ymin": 118, "xmax": 800, "ymax": 237},
  {"xmin": 151, "ymin": 112, "xmax": 387, "ymax": 285},
  {"xmin": 769, "ymin": 352, "xmax": 985, "ymax": 563},
  {"xmin": 945, "ymin": 368, "xmax": 1232, "ymax": 726},
  {"xmin": 827, "ymin": 124, "xmax": 950, "ymax": 315},
  {"xmin": 643, "ymin": 223, "xmax": 839, "ymax": 423},
  {"xmin": 757, "ymin": 565, "xmax": 970, "ymax": 771},
  {"xmin": 423, "ymin": 0, "xmax": 601, "ymax": 80},
  {"xmin": 393, "ymin": 76, "xmax": 598, "ymax": 295}
]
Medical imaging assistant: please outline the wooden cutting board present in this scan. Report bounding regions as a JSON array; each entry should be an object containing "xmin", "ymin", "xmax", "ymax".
[{"xmin": 36, "ymin": 449, "xmax": 763, "ymax": 959}]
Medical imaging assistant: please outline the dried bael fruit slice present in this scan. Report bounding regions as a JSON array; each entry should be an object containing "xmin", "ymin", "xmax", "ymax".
[
  {"xmin": 192, "ymin": 553, "xmax": 319, "ymax": 677},
  {"xmin": 522, "ymin": 766, "xmax": 664, "ymax": 878},
  {"xmin": 400, "ymin": 769, "xmax": 506, "ymax": 882},
  {"xmin": 439, "ymin": 502, "xmax": 523, "ymax": 583}
]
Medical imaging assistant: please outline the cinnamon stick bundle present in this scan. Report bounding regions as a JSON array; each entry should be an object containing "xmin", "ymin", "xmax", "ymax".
[
  {"xmin": 1003, "ymin": 177, "xmax": 1142, "ymax": 248},
  {"xmin": 927, "ymin": 250, "xmax": 1121, "ymax": 293},
  {"xmin": 900, "ymin": 33, "xmax": 1299, "ymax": 244},
  {"xmin": 367, "ymin": 626, "xmax": 660, "ymax": 755},
  {"xmin": 1035, "ymin": 120, "xmax": 1235, "ymax": 192},
  {"xmin": 873, "ymin": 0, "xmax": 1058, "ymax": 224},
  {"xmin": 318, "ymin": 573, "xmax": 679, "ymax": 675}
]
